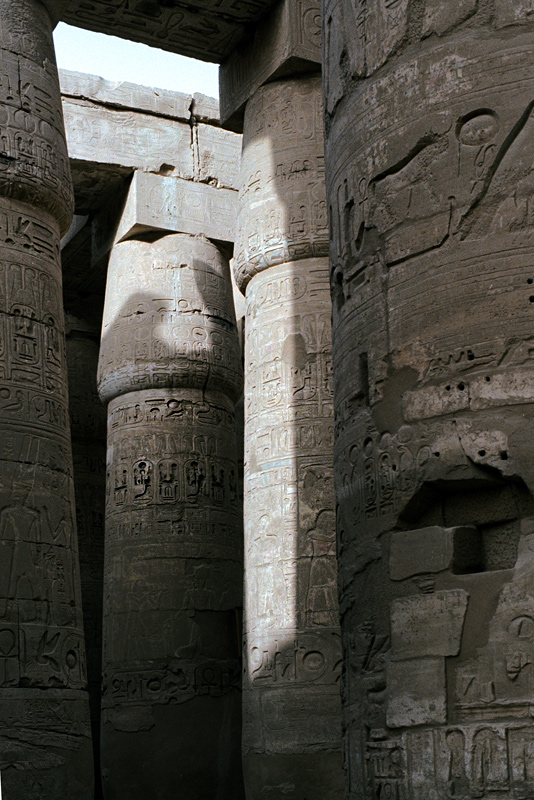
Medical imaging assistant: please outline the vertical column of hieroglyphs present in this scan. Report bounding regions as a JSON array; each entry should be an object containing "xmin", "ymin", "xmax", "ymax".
[
  {"xmin": 234, "ymin": 75, "xmax": 344, "ymax": 799},
  {"xmin": 97, "ymin": 234, "xmax": 244, "ymax": 799},
  {"xmin": 324, "ymin": 0, "xmax": 534, "ymax": 797},
  {"xmin": 66, "ymin": 329, "xmax": 106, "ymax": 797},
  {"xmin": 0, "ymin": 1, "xmax": 94, "ymax": 797}
]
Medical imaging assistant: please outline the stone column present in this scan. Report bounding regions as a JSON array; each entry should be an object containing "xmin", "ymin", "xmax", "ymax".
[
  {"xmin": 97, "ymin": 234, "xmax": 244, "ymax": 799},
  {"xmin": 323, "ymin": 2, "xmax": 534, "ymax": 797},
  {"xmin": 234, "ymin": 74, "xmax": 344, "ymax": 799},
  {"xmin": 0, "ymin": 1, "xmax": 94, "ymax": 797}
]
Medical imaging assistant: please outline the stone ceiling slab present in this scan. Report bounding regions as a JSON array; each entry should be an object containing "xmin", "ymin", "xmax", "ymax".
[{"xmin": 60, "ymin": 0, "xmax": 278, "ymax": 62}]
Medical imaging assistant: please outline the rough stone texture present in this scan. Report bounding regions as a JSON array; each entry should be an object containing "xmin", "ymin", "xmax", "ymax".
[
  {"xmin": 0, "ymin": 2, "xmax": 93, "ymax": 795},
  {"xmin": 235, "ymin": 73, "xmax": 343, "ymax": 798},
  {"xmin": 115, "ymin": 171, "xmax": 238, "ymax": 245},
  {"xmin": 97, "ymin": 234, "xmax": 245, "ymax": 799},
  {"xmin": 324, "ymin": 1, "xmax": 534, "ymax": 796},
  {"xmin": 219, "ymin": 0, "xmax": 321, "ymax": 131},
  {"xmin": 66, "ymin": 330, "xmax": 106, "ymax": 800},
  {"xmin": 60, "ymin": 0, "xmax": 278, "ymax": 62}
]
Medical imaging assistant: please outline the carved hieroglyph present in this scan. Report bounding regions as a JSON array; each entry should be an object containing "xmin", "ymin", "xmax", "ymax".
[
  {"xmin": 324, "ymin": 1, "xmax": 534, "ymax": 796},
  {"xmin": 0, "ymin": 2, "xmax": 93, "ymax": 796},
  {"xmin": 97, "ymin": 234, "xmax": 245, "ymax": 799},
  {"xmin": 235, "ymin": 75, "xmax": 343, "ymax": 799}
]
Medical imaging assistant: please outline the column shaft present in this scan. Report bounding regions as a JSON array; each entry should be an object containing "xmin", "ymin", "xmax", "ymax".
[
  {"xmin": 0, "ymin": 1, "xmax": 93, "ymax": 795},
  {"xmin": 97, "ymin": 234, "xmax": 244, "ymax": 799},
  {"xmin": 236, "ymin": 74, "xmax": 344, "ymax": 799}
]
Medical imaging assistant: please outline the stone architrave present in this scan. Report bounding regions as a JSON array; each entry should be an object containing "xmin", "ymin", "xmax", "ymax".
[
  {"xmin": 0, "ymin": 1, "xmax": 94, "ymax": 796},
  {"xmin": 235, "ymin": 75, "xmax": 343, "ymax": 799},
  {"xmin": 324, "ymin": 0, "xmax": 534, "ymax": 796},
  {"xmin": 115, "ymin": 171, "xmax": 238, "ymax": 244},
  {"xmin": 97, "ymin": 234, "xmax": 245, "ymax": 799}
]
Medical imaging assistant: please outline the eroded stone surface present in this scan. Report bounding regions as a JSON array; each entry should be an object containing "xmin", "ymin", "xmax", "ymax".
[
  {"xmin": 234, "ymin": 75, "xmax": 328, "ymax": 292},
  {"xmin": 115, "ymin": 171, "xmax": 238, "ymax": 244}
]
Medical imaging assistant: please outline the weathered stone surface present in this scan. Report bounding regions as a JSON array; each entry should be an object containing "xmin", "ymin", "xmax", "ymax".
[
  {"xmin": 97, "ymin": 233, "xmax": 244, "ymax": 798},
  {"xmin": 60, "ymin": 0, "xmax": 278, "ymax": 62},
  {"xmin": 234, "ymin": 75, "xmax": 328, "ymax": 291},
  {"xmin": 62, "ymin": 98, "xmax": 194, "ymax": 178},
  {"xmin": 1, "ymin": 0, "xmax": 73, "ymax": 234},
  {"xmin": 115, "ymin": 171, "xmax": 238, "ymax": 245},
  {"xmin": 325, "ymin": 1, "xmax": 534, "ymax": 796},
  {"xmin": 389, "ymin": 525, "xmax": 481, "ymax": 580},
  {"xmin": 391, "ymin": 589, "xmax": 469, "ymax": 660},
  {"xmin": 235, "ymin": 71, "xmax": 342, "ymax": 797},
  {"xmin": 387, "ymin": 658, "xmax": 447, "ymax": 728},
  {"xmin": 219, "ymin": 0, "xmax": 321, "ymax": 130}
]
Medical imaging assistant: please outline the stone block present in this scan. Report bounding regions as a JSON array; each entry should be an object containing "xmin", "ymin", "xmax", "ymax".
[
  {"xmin": 115, "ymin": 171, "xmax": 238, "ymax": 245},
  {"xmin": 391, "ymin": 589, "xmax": 469, "ymax": 660},
  {"xmin": 219, "ymin": 0, "xmax": 321, "ymax": 130},
  {"xmin": 60, "ymin": 69, "xmax": 193, "ymax": 121},
  {"xmin": 387, "ymin": 658, "xmax": 447, "ymax": 728},
  {"xmin": 389, "ymin": 526, "xmax": 481, "ymax": 580},
  {"xmin": 62, "ymin": 97, "xmax": 194, "ymax": 177},
  {"xmin": 196, "ymin": 123, "xmax": 241, "ymax": 188}
]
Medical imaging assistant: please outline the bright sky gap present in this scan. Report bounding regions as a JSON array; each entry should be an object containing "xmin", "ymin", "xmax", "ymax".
[{"xmin": 53, "ymin": 23, "xmax": 220, "ymax": 98}]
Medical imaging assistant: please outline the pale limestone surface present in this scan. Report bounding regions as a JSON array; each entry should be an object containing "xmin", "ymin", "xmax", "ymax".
[
  {"xmin": 97, "ymin": 234, "xmax": 244, "ymax": 798},
  {"xmin": 235, "ymin": 73, "xmax": 343, "ymax": 799},
  {"xmin": 0, "ymin": 1, "xmax": 93, "ymax": 796}
]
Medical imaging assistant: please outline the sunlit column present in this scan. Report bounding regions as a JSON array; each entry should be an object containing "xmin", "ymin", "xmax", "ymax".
[{"xmin": 235, "ymin": 74, "xmax": 344, "ymax": 800}]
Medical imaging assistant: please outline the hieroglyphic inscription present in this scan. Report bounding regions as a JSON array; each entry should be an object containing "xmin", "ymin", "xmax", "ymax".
[
  {"xmin": 233, "ymin": 76, "xmax": 328, "ymax": 291},
  {"xmin": 98, "ymin": 233, "xmax": 243, "ymax": 796}
]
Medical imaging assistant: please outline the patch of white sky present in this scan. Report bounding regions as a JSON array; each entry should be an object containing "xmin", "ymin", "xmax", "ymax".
[{"xmin": 53, "ymin": 22, "xmax": 220, "ymax": 99}]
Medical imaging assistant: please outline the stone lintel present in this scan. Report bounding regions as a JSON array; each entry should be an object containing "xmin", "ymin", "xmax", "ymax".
[
  {"xmin": 219, "ymin": 0, "xmax": 321, "ymax": 131},
  {"xmin": 116, "ymin": 171, "xmax": 238, "ymax": 245}
]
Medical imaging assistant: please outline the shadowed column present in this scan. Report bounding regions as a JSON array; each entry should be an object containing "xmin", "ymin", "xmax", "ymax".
[
  {"xmin": 324, "ymin": 0, "xmax": 534, "ymax": 796},
  {"xmin": 0, "ymin": 1, "xmax": 94, "ymax": 796},
  {"xmin": 234, "ymin": 74, "xmax": 344, "ymax": 800},
  {"xmin": 97, "ymin": 233, "xmax": 244, "ymax": 800}
]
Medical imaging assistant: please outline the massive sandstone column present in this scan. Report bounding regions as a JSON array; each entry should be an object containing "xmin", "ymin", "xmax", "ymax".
[
  {"xmin": 0, "ymin": 1, "xmax": 93, "ymax": 796},
  {"xmin": 323, "ymin": 1, "xmax": 534, "ymax": 797},
  {"xmin": 234, "ymin": 74, "xmax": 344, "ymax": 799},
  {"xmin": 97, "ymin": 234, "xmax": 245, "ymax": 799}
]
